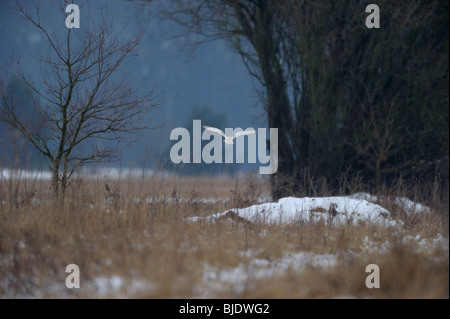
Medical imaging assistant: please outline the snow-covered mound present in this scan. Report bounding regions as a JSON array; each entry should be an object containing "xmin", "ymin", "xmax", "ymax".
[
  {"xmin": 190, "ymin": 196, "xmax": 401, "ymax": 227},
  {"xmin": 349, "ymin": 192, "xmax": 430, "ymax": 215}
]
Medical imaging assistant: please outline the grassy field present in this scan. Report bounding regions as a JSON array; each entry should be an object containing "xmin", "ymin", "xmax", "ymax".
[{"xmin": 0, "ymin": 172, "xmax": 448, "ymax": 298}]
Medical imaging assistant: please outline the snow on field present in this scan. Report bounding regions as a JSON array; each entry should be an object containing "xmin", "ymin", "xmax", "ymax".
[
  {"xmin": 195, "ymin": 251, "xmax": 338, "ymax": 297},
  {"xmin": 349, "ymin": 192, "xmax": 430, "ymax": 215},
  {"xmin": 0, "ymin": 169, "xmax": 53, "ymax": 180},
  {"xmin": 0, "ymin": 273, "xmax": 158, "ymax": 298},
  {"xmin": 84, "ymin": 276, "xmax": 158, "ymax": 298},
  {"xmin": 0, "ymin": 168, "xmax": 171, "ymax": 180},
  {"xmin": 140, "ymin": 196, "xmax": 229, "ymax": 204},
  {"xmin": 402, "ymin": 233, "xmax": 449, "ymax": 252},
  {"xmin": 190, "ymin": 196, "xmax": 401, "ymax": 227},
  {"xmin": 1, "ymin": 168, "xmax": 446, "ymax": 298}
]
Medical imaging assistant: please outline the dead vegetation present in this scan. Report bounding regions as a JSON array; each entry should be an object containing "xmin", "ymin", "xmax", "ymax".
[{"xmin": 0, "ymin": 172, "xmax": 448, "ymax": 298}]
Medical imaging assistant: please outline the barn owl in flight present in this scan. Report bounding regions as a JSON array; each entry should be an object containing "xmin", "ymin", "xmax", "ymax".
[{"xmin": 203, "ymin": 126, "xmax": 256, "ymax": 145}]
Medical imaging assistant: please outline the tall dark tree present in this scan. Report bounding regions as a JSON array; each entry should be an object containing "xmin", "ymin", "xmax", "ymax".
[
  {"xmin": 144, "ymin": 0, "xmax": 448, "ymax": 197},
  {"xmin": 285, "ymin": 0, "xmax": 449, "ymax": 191}
]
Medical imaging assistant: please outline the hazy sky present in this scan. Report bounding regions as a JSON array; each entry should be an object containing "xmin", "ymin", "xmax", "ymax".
[{"xmin": 0, "ymin": 0, "xmax": 264, "ymax": 170}]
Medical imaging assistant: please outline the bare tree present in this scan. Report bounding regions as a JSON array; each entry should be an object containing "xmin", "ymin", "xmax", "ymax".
[{"xmin": 0, "ymin": 1, "xmax": 159, "ymax": 197}]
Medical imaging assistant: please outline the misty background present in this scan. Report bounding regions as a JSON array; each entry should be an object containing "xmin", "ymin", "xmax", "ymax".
[{"xmin": 0, "ymin": 0, "xmax": 265, "ymax": 174}]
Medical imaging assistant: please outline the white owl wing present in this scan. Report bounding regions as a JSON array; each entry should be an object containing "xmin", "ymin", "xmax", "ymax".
[
  {"xmin": 203, "ymin": 126, "xmax": 226, "ymax": 137},
  {"xmin": 233, "ymin": 129, "xmax": 256, "ymax": 139}
]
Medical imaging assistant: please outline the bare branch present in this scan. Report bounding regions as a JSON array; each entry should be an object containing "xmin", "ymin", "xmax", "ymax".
[{"xmin": 1, "ymin": 0, "xmax": 161, "ymax": 197}]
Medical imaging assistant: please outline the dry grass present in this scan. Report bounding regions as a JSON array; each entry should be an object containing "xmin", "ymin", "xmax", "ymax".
[{"xmin": 0, "ymin": 172, "xmax": 448, "ymax": 298}]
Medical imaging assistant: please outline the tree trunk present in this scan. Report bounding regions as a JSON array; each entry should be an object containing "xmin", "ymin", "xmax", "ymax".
[
  {"xmin": 252, "ymin": 3, "xmax": 295, "ymax": 199},
  {"xmin": 51, "ymin": 160, "xmax": 60, "ymax": 197}
]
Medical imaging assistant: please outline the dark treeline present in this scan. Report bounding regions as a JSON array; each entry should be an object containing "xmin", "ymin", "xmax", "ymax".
[{"xmin": 153, "ymin": 0, "xmax": 449, "ymax": 198}]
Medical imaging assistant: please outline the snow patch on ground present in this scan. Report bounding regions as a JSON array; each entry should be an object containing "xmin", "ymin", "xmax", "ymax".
[
  {"xmin": 85, "ymin": 275, "xmax": 158, "ymax": 298},
  {"xmin": 190, "ymin": 196, "xmax": 400, "ymax": 227},
  {"xmin": 402, "ymin": 233, "xmax": 449, "ymax": 252},
  {"xmin": 349, "ymin": 192, "xmax": 431, "ymax": 215},
  {"xmin": 140, "ymin": 196, "xmax": 229, "ymax": 204},
  {"xmin": 195, "ymin": 251, "xmax": 337, "ymax": 297},
  {"xmin": 1, "ymin": 169, "xmax": 53, "ymax": 180},
  {"xmin": 360, "ymin": 236, "xmax": 392, "ymax": 254},
  {"xmin": 360, "ymin": 233, "xmax": 449, "ymax": 256},
  {"xmin": 0, "ymin": 168, "xmax": 172, "ymax": 180}
]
